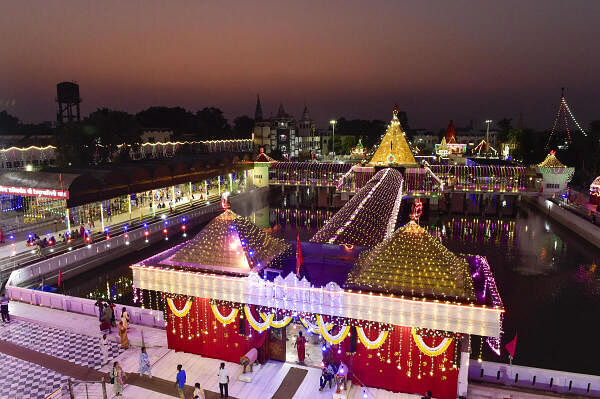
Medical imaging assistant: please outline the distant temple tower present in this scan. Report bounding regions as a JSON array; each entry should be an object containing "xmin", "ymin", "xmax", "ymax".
[
  {"xmin": 445, "ymin": 120, "xmax": 457, "ymax": 143},
  {"xmin": 254, "ymin": 94, "xmax": 263, "ymax": 122}
]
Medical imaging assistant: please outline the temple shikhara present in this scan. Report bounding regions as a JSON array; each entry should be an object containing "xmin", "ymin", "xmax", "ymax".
[{"xmin": 132, "ymin": 107, "xmax": 504, "ymax": 399}]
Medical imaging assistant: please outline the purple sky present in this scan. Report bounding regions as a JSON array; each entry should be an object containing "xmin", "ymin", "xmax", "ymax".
[{"xmin": 1, "ymin": 0, "xmax": 599, "ymax": 131}]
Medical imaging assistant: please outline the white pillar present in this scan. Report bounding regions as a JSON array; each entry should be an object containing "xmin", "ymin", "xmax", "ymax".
[
  {"xmin": 457, "ymin": 348, "xmax": 470, "ymax": 398},
  {"xmin": 151, "ymin": 190, "xmax": 156, "ymax": 217},
  {"xmin": 65, "ymin": 208, "xmax": 71, "ymax": 234},
  {"xmin": 229, "ymin": 173, "xmax": 233, "ymax": 192},
  {"xmin": 218, "ymin": 177, "xmax": 221, "ymax": 196},
  {"xmin": 128, "ymin": 195, "xmax": 132, "ymax": 219},
  {"xmin": 171, "ymin": 186, "xmax": 176, "ymax": 209},
  {"xmin": 100, "ymin": 202, "xmax": 105, "ymax": 232}
]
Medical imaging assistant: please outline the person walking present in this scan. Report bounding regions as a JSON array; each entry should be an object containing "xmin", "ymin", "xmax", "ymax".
[
  {"xmin": 0, "ymin": 293, "xmax": 10, "ymax": 323},
  {"xmin": 118, "ymin": 321, "xmax": 129, "ymax": 349},
  {"xmin": 110, "ymin": 361, "xmax": 124, "ymax": 397},
  {"xmin": 139, "ymin": 347, "xmax": 152, "ymax": 378},
  {"xmin": 95, "ymin": 298, "xmax": 104, "ymax": 322},
  {"xmin": 175, "ymin": 364, "xmax": 186, "ymax": 399},
  {"xmin": 102, "ymin": 303, "xmax": 113, "ymax": 333},
  {"xmin": 100, "ymin": 333, "xmax": 110, "ymax": 365},
  {"xmin": 108, "ymin": 300, "xmax": 116, "ymax": 327},
  {"xmin": 217, "ymin": 362, "xmax": 229, "ymax": 398},
  {"xmin": 193, "ymin": 382, "xmax": 205, "ymax": 399},
  {"xmin": 121, "ymin": 307, "xmax": 130, "ymax": 330},
  {"xmin": 294, "ymin": 331, "xmax": 307, "ymax": 364}
]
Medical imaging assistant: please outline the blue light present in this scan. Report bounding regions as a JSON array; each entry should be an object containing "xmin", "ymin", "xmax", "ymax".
[
  {"xmin": 123, "ymin": 225, "xmax": 128, "ymax": 231},
  {"xmin": 248, "ymin": 250, "xmax": 254, "ymax": 256},
  {"xmin": 561, "ymin": 193, "xmax": 567, "ymax": 198},
  {"xmin": 182, "ymin": 217, "xmax": 186, "ymax": 222},
  {"xmin": 321, "ymin": 345, "xmax": 326, "ymax": 352},
  {"xmin": 143, "ymin": 223, "xmax": 148, "ymax": 228},
  {"xmin": 104, "ymin": 227, "xmax": 109, "ymax": 233}
]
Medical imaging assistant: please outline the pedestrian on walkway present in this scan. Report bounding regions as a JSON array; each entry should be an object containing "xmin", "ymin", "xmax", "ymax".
[
  {"xmin": 108, "ymin": 300, "xmax": 116, "ymax": 327},
  {"xmin": 175, "ymin": 364, "xmax": 186, "ymax": 399},
  {"xmin": 217, "ymin": 362, "xmax": 229, "ymax": 398},
  {"xmin": 100, "ymin": 333, "xmax": 110, "ymax": 365},
  {"xmin": 110, "ymin": 361, "xmax": 124, "ymax": 397},
  {"xmin": 139, "ymin": 347, "xmax": 152, "ymax": 378},
  {"xmin": 121, "ymin": 307, "xmax": 130, "ymax": 330},
  {"xmin": 118, "ymin": 321, "xmax": 129, "ymax": 349},
  {"xmin": 103, "ymin": 304, "xmax": 113, "ymax": 332},
  {"xmin": 194, "ymin": 382, "xmax": 205, "ymax": 399},
  {"xmin": 0, "ymin": 293, "xmax": 10, "ymax": 323},
  {"xmin": 95, "ymin": 298, "xmax": 105, "ymax": 321}
]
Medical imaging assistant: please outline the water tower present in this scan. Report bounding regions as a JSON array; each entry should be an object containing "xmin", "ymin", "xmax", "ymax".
[{"xmin": 56, "ymin": 82, "xmax": 81, "ymax": 124}]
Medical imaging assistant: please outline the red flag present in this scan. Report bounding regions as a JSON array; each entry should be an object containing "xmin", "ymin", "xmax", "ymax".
[
  {"xmin": 58, "ymin": 269, "xmax": 62, "ymax": 287},
  {"xmin": 296, "ymin": 234, "xmax": 303, "ymax": 277},
  {"xmin": 505, "ymin": 333, "xmax": 517, "ymax": 358}
]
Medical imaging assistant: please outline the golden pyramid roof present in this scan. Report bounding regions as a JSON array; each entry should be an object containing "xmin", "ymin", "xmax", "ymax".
[
  {"xmin": 538, "ymin": 151, "xmax": 566, "ymax": 168},
  {"xmin": 345, "ymin": 221, "xmax": 475, "ymax": 302},
  {"xmin": 165, "ymin": 209, "xmax": 290, "ymax": 274},
  {"xmin": 368, "ymin": 106, "xmax": 417, "ymax": 167}
]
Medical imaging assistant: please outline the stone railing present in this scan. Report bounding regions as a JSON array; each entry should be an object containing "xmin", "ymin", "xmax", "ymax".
[
  {"xmin": 469, "ymin": 360, "xmax": 600, "ymax": 397},
  {"xmin": 5, "ymin": 284, "xmax": 165, "ymax": 328}
]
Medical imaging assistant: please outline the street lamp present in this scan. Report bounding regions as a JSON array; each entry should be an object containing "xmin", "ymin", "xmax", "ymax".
[
  {"xmin": 330, "ymin": 119, "xmax": 337, "ymax": 157},
  {"xmin": 485, "ymin": 119, "xmax": 492, "ymax": 144}
]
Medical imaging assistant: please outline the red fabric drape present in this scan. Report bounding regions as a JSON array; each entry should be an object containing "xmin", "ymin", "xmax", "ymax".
[{"xmin": 166, "ymin": 298, "xmax": 459, "ymax": 399}]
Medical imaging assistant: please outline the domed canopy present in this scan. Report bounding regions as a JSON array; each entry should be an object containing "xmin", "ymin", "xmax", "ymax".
[
  {"xmin": 538, "ymin": 151, "xmax": 566, "ymax": 168},
  {"xmin": 164, "ymin": 209, "xmax": 290, "ymax": 274},
  {"xmin": 345, "ymin": 221, "xmax": 475, "ymax": 302}
]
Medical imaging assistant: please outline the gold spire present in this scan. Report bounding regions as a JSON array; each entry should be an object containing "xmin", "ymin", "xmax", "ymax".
[
  {"xmin": 368, "ymin": 106, "xmax": 417, "ymax": 166},
  {"xmin": 537, "ymin": 150, "xmax": 566, "ymax": 168}
]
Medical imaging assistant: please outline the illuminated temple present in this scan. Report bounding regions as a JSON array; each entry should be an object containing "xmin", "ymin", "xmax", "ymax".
[{"xmin": 133, "ymin": 173, "xmax": 503, "ymax": 398}]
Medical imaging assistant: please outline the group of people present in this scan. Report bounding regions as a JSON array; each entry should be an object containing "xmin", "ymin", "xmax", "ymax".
[
  {"xmin": 95, "ymin": 298, "xmax": 130, "ymax": 349},
  {"xmin": 175, "ymin": 363, "xmax": 228, "ymax": 399},
  {"xmin": 108, "ymin": 347, "xmax": 153, "ymax": 398}
]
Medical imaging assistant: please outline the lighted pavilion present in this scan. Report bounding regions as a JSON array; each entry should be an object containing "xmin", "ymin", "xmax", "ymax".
[
  {"xmin": 536, "ymin": 151, "xmax": 574, "ymax": 197},
  {"xmin": 435, "ymin": 120, "xmax": 466, "ymax": 156},
  {"xmin": 132, "ymin": 195, "xmax": 503, "ymax": 399}
]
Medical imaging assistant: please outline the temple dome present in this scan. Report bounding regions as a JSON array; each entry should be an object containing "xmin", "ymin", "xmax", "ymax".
[
  {"xmin": 345, "ymin": 221, "xmax": 475, "ymax": 302},
  {"xmin": 368, "ymin": 106, "xmax": 417, "ymax": 167},
  {"xmin": 164, "ymin": 209, "xmax": 290, "ymax": 274},
  {"xmin": 537, "ymin": 151, "xmax": 567, "ymax": 168}
]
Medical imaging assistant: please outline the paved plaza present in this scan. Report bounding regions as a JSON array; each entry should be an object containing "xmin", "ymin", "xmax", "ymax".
[{"xmin": 0, "ymin": 301, "xmax": 569, "ymax": 399}]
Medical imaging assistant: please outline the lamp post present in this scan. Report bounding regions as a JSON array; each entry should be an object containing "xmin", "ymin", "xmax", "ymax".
[
  {"xmin": 330, "ymin": 119, "xmax": 337, "ymax": 157},
  {"xmin": 485, "ymin": 119, "xmax": 492, "ymax": 145}
]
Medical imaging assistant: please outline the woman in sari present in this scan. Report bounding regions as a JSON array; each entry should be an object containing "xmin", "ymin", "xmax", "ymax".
[
  {"xmin": 294, "ymin": 331, "xmax": 307, "ymax": 364},
  {"xmin": 118, "ymin": 321, "xmax": 129, "ymax": 349},
  {"xmin": 110, "ymin": 361, "xmax": 124, "ymax": 397},
  {"xmin": 121, "ymin": 307, "xmax": 130, "ymax": 330}
]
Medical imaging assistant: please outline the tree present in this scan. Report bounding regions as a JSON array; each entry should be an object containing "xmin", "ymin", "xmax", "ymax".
[
  {"xmin": 497, "ymin": 118, "xmax": 513, "ymax": 143},
  {"xmin": 232, "ymin": 115, "xmax": 254, "ymax": 139},
  {"xmin": 85, "ymin": 108, "xmax": 141, "ymax": 163},
  {"xmin": 196, "ymin": 107, "xmax": 231, "ymax": 140},
  {"xmin": 0, "ymin": 111, "xmax": 19, "ymax": 134},
  {"xmin": 341, "ymin": 136, "xmax": 357, "ymax": 154},
  {"xmin": 136, "ymin": 106, "xmax": 196, "ymax": 138},
  {"xmin": 53, "ymin": 122, "xmax": 96, "ymax": 167}
]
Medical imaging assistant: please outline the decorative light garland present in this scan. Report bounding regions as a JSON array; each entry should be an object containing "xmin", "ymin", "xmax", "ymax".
[
  {"xmin": 300, "ymin": 316, "xmax": 333, "ymax": 334},
  {"xmin": 244, "ymin": 305, "xmax": 273, "ymax": 332},
  {"xmin": 167, "ymin": 297, "xmax": 193, "ymax": 318},
  {"xmin": 411, "ymin": 328, "xmax": 452, "ymax": 356},
  {"xmin": 211, "ymin": 304, "xmax": 239, "ymax": 325},
  {"xmin": 357, "ymin": 327, "xmax": 388, "ymax": 349},
  {"xmin": 260, "ymin": 313, "xmax": 292, "ymax": 328},
  {"xmin": 317, "ymin": 315, "xmax": 350, "ymax": 344}
]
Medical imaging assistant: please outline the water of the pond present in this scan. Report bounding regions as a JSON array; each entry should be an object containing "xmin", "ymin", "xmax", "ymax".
[{"xmin": 59, "ymin": 200, "xmax": 600, "ymax": 375}]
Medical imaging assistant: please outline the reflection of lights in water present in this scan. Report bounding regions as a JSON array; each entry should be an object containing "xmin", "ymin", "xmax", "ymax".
[{"xmin": 544, "ymin": 222, "xmax": 550, "ymax": 232}]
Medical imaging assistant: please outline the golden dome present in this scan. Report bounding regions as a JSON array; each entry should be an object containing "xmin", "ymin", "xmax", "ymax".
[{"xmin": 346, "ymin": 221, "xmax": 475, "ymax": 302}]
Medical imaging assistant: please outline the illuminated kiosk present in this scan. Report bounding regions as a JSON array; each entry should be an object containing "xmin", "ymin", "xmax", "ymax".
[{"xmin": 536, "ymin": 151, "xmax": 574, "ymax": 197}]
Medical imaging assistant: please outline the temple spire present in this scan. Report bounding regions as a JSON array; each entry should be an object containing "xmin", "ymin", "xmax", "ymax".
[{"xmin": 254, "ymin": 94, "xmax": 263, "ymax": 121}]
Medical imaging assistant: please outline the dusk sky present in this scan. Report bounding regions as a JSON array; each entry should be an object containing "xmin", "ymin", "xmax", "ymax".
[{"xmin": 1, "ymin": 0, "xmax": 599, "ymax": 131}]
